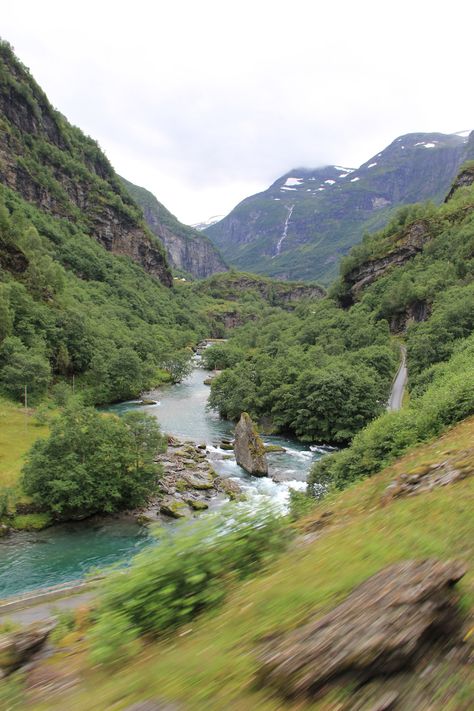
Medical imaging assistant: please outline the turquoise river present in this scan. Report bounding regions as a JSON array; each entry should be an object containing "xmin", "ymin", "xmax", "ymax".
[{"xmin": 0, "ymin": 366, "xmax": 330, "ymax": 599}]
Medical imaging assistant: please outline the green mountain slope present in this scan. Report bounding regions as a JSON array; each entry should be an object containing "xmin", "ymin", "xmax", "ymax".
[
  {"xmin": 120, "ymin": 177, "xmax": 228, "ymax": 279},
  {"xmin": 0, "ymin": 42, "xmax": 272, "ymax": 407},
  {"xmin": 205, "ymin": 131, "xmax": 474, "ymax": 284},
  {"xmin": 0, "ymin": 41, "xmax": 172, "ymax": 286}
]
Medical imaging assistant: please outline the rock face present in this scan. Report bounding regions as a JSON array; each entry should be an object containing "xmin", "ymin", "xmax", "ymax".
[
  {"xmin": 195, "ymin": 272, "xmax": 325, "ymax": 305},
  {"xmin": 205, "ymin": 131, "xmax": 473, "ymax": 284},
  {"xmin": 340, "ymin": 219, "xmax": 432, "ymax": 307},
  {"xmin": 234, "ymin": 413, "xmax": 268, "ymax": 476},
  {"xmin": 258, "ymin": 559, "xmax": 466, "ymax": 698},
  {"xmin": 0, "ymin": 43, "xmax": 172, "ymax": 286},
  {"xmin": 121, "ymin": 177, "xmax": 228, "ymax": 279},
  {"xmin": 445, "ymin": 163, "xmax": 474, "ymax": 202},
  {"xmin": 0, "ymin": 622, "xmax": 54, "ymax": 676}
]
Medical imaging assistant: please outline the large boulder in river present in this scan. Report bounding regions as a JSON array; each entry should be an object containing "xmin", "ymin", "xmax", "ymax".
[
  {"xmin": 258, "ymin": 559, "xmax": 466, "ymax": 698},
  {"xmin": 234, "ymin": 412, "xmax": 268, "ymax": 477}
]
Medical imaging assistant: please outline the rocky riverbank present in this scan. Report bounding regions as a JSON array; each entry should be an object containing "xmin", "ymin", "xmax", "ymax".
[{"xmin": 135, "ymin": 437, "xmax": 244, "ymax": 522}]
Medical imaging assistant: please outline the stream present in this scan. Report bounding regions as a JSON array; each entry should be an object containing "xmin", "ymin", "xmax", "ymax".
[{"xmin": 0, "ymin": 366, "xmax": 329, "ymax": 599}]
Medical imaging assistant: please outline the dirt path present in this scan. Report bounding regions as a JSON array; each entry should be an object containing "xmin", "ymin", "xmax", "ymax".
[{"xmin": 387, "ymin": 345, "xmax": 407, "ymax": 411}]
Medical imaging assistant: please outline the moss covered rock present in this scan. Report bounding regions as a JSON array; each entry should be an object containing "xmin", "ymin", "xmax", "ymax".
[
  {"xmin": 159, "ymin": 499, "xmax": 188, "ymax": 519},
  {"xmin": 234, "ymin": 413, "xmax": 268, "ymax": 477}
]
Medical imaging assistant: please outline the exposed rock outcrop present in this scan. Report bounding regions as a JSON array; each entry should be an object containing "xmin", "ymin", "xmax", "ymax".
[
  {"xmin": 258, "ymin": 559, "xmax": 466, "ymax": 698},
  {"xmin": 445, "ymin": 163, "xmax": 474, "ymax": 202},
  {"xmin": 0, "ymin": 43, "xmax": 172, "ymax": 286},
  {"xmin": 382, "ymin": 449, "xmax": 474, "ymax": 503},
  {"xmin": 0, "ymin": 621, "xmax": 54, "ymax": 677},
  {"xmin": 341, "ymin": 220, "xmax": 432, "ymax": 306},
  {"xmin": 234, "ymin": 413, "xmax": 268, "ymax": 477},
  {"xmin": 121, "ymin": 177, "xmax": 228, "ymax": 279},
  {"xmin": 196, "ymin": 272, "xmax": 325, "ymax": 306}
]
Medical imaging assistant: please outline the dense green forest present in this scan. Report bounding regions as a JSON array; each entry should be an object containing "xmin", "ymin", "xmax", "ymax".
[
  {"xmin": 205, "ymin": 300, "xmax": 397, "ymax": 443},
  {"xmin": 308, "ymin": 174, "xmax": 474, "ymax": 491},
  {"xmin": 0, "ymin": 184, "xmax": 291, "ymax": 406},
  {"xmin": 0, "ymin": 184, "xmax": 199, "ymax": 404}
]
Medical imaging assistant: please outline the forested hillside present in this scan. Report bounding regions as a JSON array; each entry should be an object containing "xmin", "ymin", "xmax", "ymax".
[
  {"xmin": 0, "ymin": 42, "xmax": 171, "ymax": 285},
  {"xmin": 207, "ymin": 164, "xmax": 474, "ymax": 472},
  {"xmin": 0, "ymin": 42, "xmax": 293, "ymax": 406}
]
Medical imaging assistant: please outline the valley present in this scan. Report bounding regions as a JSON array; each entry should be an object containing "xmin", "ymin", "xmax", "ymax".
[{"xmin": 0, "ymin": 37, "xmax": 473, "ymax": 711}]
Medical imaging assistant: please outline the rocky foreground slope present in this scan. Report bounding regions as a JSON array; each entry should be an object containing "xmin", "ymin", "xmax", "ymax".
[
  {"xmin": 205, "ymin": 131, "xmax": 474, "ymax": 284},
  {"xmin": 2, "ymin": 416, "xmax": 472, "ymax": 710}
]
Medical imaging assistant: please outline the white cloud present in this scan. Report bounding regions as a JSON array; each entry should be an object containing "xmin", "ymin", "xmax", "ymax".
[{"xmin": 3, "ymin": 0, "xmax": 474, "ymax": 222}]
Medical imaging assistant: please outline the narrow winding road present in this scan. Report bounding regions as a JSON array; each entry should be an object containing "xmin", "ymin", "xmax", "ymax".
[{"xmin": 387, "ymin": 345, "xmax": 407, "ymax": 411}]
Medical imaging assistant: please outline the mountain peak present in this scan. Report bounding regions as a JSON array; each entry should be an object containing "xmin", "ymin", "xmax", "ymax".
[{"xmin": 204, "ymin": 131, "xmax": 474, "ymax": 284}]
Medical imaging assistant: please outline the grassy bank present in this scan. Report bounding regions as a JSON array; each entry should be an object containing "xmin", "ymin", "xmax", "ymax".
[
  {"xmin": 0, "ymin": 398, "xmax": 48, "ymax": 492},
  {"xmin": 18, "ymin": 416, "xmax": 474, "ymax": 710},
  {"xmin": 0, "ymin": 398, "xmax": 54, "ymax": 530}
]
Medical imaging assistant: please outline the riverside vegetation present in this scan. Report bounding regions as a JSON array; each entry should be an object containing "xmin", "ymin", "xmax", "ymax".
[{"xmin": 0, "ymin": 41, "xmax": 473, "ymax": 710}]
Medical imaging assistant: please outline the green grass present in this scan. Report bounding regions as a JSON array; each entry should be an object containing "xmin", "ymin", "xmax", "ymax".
[
  {"xmin": 24, "ymin": 417, "xmax": 474, "ymax": 710},
  {"xmin": 11, "ymin": 513, "xmax": 52, "ymax": 530},
  {"xmin": 0, "ymin": 397, "xmax": 48, "ymax": 494}
]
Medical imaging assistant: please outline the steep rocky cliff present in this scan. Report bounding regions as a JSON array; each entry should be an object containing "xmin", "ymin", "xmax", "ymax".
[
  {"xmin": 204, "ymin": 131, "xmax": 473, "ymax": 284},
  {"xmin": 0, "ymin": 41, "xmax": 172, "ymax": 285},
  {"xmin": 339, "ymin": 219, "xmax": 432, "ymax": 306},
  {"xmin": 194, "ymin": 271, "xmax": 324, "ymax": 305},
  {"xmin": 334, "ymin": 163, "xmax": 474, "ymax": 332},
  {"xmin": 121, "ymin": 178, "xmax": 227, "ymax": 279},
  {"xmin": 444, "ymin": 161, "xmax": 474, "ymax": 202}
]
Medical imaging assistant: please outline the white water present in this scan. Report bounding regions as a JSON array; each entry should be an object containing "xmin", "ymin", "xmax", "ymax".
[{"xmin": 273, "ymin": 204, "xmax": 294, "ymax": 257}]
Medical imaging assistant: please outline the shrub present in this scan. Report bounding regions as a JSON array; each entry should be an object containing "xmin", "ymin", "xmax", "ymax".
[
  {"xmin": 21, "ymin": 404, "xmax": 165, "ymax": 518},
  {"xmin": 89, "ymin": 504, "xmax": 287, "ymax": 663}
]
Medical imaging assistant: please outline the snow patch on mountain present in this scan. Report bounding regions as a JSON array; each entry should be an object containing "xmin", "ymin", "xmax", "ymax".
[{"xmin": 283, "ymin": 177, "xmax": 304, "ymax": 187}]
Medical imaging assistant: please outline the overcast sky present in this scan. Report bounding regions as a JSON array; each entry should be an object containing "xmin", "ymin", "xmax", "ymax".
[{"xmin": 3, "ymin": 0, "xmax": 474, "ymax": 224}]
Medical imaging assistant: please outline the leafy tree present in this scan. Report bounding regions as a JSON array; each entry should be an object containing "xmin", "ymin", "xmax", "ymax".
[
  {"xmin": 289, "ymin": 364, "xmax": 382, "ymax": 442},
  {"xmin": 0, "ymin": 336, "xmax": 51, "ymax": 403},
  {"xmin": 22, "ymin": 405, "xmax": 165, "ymax": 517},
  {"xmin": 160, "ymin": 349, "xmax": 194, "ymax": 384}
]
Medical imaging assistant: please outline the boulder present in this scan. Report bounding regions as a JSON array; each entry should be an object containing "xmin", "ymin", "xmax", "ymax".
[
  {"xmin": 125, "ymin": 701, "xmax": 181, "ymax": 711},
  {"xmin": 258, "ymin": 559, "xmax": 466, "ymax": 698},
  {"xmin": 185, "ymin": 498, "xmax": 209, "ymax": 511},
  {"xmin": 0, "ymin": 622, "xmax": 54, "ymax": 676},
  {"xmin": 234, "ymin": 413, "xmax": 268, "ymax": 477},
  {"xmin": 183, "ymin": 473, "xmax": 215, "ymax": 490},
  {"xmin": 264, "ymin": 444, "xmax": 286, "ymax": 453},
  {"xmin": 159, "ymin": 498, "xmax": 188, "ymax": 519},
  {"xmin": 219, "ymin": 442, "xmax": 234, "ymax": 451},
  {"xmin": 214, "ymin": 476, "xmax": 244, "ymax": 501}
]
